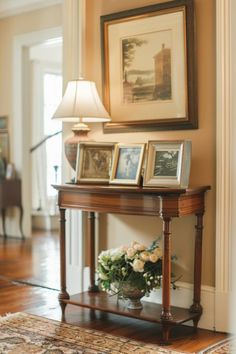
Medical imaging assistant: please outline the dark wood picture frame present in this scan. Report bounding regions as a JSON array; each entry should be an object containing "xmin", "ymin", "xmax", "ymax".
[{"xmin": 101, "ymin": 0, "xmax": 197, "ymax": 133}]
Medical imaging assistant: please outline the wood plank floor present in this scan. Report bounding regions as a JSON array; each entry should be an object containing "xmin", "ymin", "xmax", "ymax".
[{"xmin": 0, "ymin": 231, "xmax": 227, "ymax": 353}]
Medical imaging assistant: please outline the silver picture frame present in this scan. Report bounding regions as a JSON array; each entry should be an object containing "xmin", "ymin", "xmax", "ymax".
[{"xmin": 143, "ymin": 140, "xmax": 191, "ymax": 188}]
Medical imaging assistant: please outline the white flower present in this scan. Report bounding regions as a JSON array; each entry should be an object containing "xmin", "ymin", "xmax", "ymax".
[
  {"xmin": 153, "ymin": 247, "xmax": 162, "ymax": 258},
  {"xmin": 133, "ymin": 243, "xmax": 146, "ymax": 251},
  {"xmin": 99, "ymin": 273, "xmax": 108, "ymax": 280},
  {"xmin": 140, "ymin": 251, "xmax": 150, "ymax": 261},
  {"xmin": 120, "ymin": 245, "xmax": 128, "ymax": 252},
  {"xmin": 126, "ymin": 247, "xmax": 136, "ymax": 258},
  {"xmin": 132, "ymin": 259, "xmax": 145, "ymax": 272},
  {"xmin": 149, "ymin": 253, "xmax": 158, "ymax": 263},
  {"xmin": 131, "ymin": 241, "xmax": 138, "ymax": 248}
]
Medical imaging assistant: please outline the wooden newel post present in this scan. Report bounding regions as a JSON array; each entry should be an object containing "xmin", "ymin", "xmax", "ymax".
[{"xmin": 88, "ymin": 211, "xmax": 99, "ymax": 292}]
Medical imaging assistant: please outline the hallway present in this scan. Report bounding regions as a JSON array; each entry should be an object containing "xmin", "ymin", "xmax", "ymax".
[{"xmin": 0, "ymin": 232, "xmax": 227, "ymax": 352}]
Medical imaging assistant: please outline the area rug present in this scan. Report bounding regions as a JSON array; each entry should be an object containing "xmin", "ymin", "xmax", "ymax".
[
  {"xmin": 0, "ymin": 312, "xmax": 186, "ymax": 354},
  {"xmin": 198, "ymin": 336, "xmax": 236, "ymax": 353}
]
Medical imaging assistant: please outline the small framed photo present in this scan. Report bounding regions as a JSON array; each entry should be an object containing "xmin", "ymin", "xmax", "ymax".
[
  {"xmin": 76, "ymin": 142, "xmax": 115, "ymax": 184},
  {"xmin": 143, "ymin": 140, "xmax": 191, "ymax": 188},
  {"xmin": 110, "ymin": 143, "xmax": 145, "ymax": 185},
  {"xmin": 0, "ymin": 116, "xmax": 8, "ymax": 131}
]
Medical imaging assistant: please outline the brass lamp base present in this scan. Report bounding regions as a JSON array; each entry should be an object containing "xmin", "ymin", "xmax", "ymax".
[{"xmin": 64, "ymin": 123, "xmax": 91, "ymax": 170}]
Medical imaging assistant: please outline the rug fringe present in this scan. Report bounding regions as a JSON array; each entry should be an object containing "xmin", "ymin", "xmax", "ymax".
[{"xmin": 0, "ymin": 312, "xmax": 24, "ymax": 323}]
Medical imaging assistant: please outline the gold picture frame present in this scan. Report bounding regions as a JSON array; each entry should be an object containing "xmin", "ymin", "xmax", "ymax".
[
  {"xmin": 110, "ymin": 143, "xmax": 145, "ymax": 186},
  {"xmin": 76, "ymin": 142, "xmax": 115, "ymax": 184},
  {"xmin": 101, "ymin": 0, "xmax": 197, "ymax": 133},
  {"xmin": 143, "ymin": 140, "xmax": 191, "ymax": 188}
]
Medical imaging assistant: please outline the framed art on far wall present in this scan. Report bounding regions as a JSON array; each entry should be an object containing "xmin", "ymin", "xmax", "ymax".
[
  {"xmin": 0, "ymin": 116, "xmax": 8, "ymax": 131},
  {"xmin": 143, "ymin": 140, "xmax": 191, "ymax": 188},
  {"xmin": 76, "ymin": 142, "xmax": 115, "ymax": 184},
  {"xmin": 110, "ymin": 143, "xmax": 145, "ymax": 185},
  {"xmin": 0, "ymin": 132, "xmax": 9, "ymax": 162},
  {"xmin": 101, "ymin": 0, "xmax": 197, "ymax": 133}
]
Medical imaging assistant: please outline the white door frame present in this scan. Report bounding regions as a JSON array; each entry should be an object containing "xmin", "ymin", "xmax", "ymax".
[
  {"xmin": 13, "ymin": 27, "xmax": 62, "ymax": 237},
  {"xmin": 215, "ymin": 0, "xmax": 235, "ymax": 332}
]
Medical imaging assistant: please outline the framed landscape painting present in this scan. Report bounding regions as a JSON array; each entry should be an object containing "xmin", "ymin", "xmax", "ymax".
[
  {"xmin": 143, "ymin": 140, "xmax": 191, "ymax": 188},
  {"xmin": 76, "ymin": 142, "xmax": 115, "ymax": 184},
  {"xmin": 110, "ymin": 143, "xmax": 145, "ymax": 185},
  {"xmin": 101, "ymin": 0, "xmax": 197, "ymax": 132}
]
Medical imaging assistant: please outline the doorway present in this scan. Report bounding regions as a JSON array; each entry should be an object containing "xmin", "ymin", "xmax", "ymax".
[
  {"xmin": 29, "ymin": 38, "xmax": 63, "ymax": 231},
  {"xmin": 12, "ymin": 27, "xmax": 62, "ymax": 237}
]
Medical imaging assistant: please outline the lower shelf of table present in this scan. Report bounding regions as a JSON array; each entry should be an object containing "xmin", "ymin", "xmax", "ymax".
[{"xmin": 62, "ymin": 291, "xmax": 199, "ymax": 325}]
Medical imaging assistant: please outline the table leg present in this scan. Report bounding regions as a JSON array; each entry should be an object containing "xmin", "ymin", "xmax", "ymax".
[
  {"xmin": 190, "ymin": 212, "xmax": 204, "ymax": 327},
  {"xmin": 58, "ymin": 208, "xmax": 69, "ymax": 317},
  {"xmin": 1, "ymin": 208, "xmax": 7, "ymax": 238},
  {"xmin": 88, "ymin": 211, "xmax": 99, "ymax": 292},
  {"xmin": 161, "ymin": 216, "xmax": 173, "ymax": 320},
  {"xmin": 19, "ymin": 205, "xmax": 25, "ymax": 239},
  {"xmin": 160, "ymin": 216, "xmax": 173, "ymax": 344}
]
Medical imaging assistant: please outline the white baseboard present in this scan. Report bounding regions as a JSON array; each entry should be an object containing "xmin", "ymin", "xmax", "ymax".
[
  {"xmin": 143, "ymin": 281, "xmax": 215, "ymax": 330},
  {"xmin": 215, "ymin": 290, "xmax": 230, "ymax": 332},
  {"xmin": 32, "ymin": 213, "xmax": 59, "ymax": 231}
]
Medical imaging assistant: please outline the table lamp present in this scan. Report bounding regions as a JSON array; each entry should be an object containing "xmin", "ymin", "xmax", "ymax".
[{"xmin": 52, "ymin": 78, "xmax": 111, "ymax": 170}]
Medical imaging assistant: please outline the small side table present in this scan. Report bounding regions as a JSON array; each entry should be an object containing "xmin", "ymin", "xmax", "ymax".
[{"xmin": 0, "ymin": 179, "xmax": 24, "ymax": 239}]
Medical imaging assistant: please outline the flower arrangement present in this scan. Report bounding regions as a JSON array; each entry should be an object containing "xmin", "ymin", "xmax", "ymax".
[{"xmin": 97, "ymin": 239, "xmax": 164, "ymax": 297}]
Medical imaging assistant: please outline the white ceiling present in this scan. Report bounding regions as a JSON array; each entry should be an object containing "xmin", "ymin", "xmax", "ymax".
[{"xmin": 0, "ymin": 0, "xmax": 62, "ymax": 19}]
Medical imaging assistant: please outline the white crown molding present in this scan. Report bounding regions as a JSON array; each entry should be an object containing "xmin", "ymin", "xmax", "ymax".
[{"xmin": 0, "ymin": 0, "xmax": 62, "ymax": 19}]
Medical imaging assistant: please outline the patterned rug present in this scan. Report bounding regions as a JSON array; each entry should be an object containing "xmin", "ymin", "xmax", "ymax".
[
  {"xmin": 198, "ymin": 337, "xmax": 236, "ymax": 353},
  {"xmin": 0, "ymin": 312, "xmax": 186, "ymax": 354}
]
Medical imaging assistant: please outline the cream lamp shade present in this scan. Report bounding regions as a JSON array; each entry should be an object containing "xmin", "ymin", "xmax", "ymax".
[
  {"xmin": 52, "ymin": 78, "xmax": 111, "ymax": 170},
  {"xmin": 52, "ymin": 79, "xmax": 111, "ymax": 123}
]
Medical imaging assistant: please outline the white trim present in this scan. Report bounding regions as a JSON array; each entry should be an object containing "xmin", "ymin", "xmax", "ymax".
[
  {"xmin": 215, "ymin": 0, "xmax": 232, "ymax": 332},
  {"xmin": 62, "ymin": 0, "xmax": 87, "ymax": 294},
  {"xmin": 0, "ymin": 0, "xmax": 62, "ymax": 19},
  {"xmin": 66, "ymin": 209, "xmax": 85, "ymax": 294},
  {"xmin": 12, "ymin": 27, "xmax": 62, "ymax": 237},
  {"xmin": 144, "ymin": 282, "xmax": 215, "ymax": 330},
  {"xmin": 229, "ymin": 0, "xmax": 236, "ymax": 334}
]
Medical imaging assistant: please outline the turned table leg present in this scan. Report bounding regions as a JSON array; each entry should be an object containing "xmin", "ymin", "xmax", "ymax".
[
  {"xmin": 1, "ymin": 208, "xmax": 6, "ymax": 238},
  {"xmin": 160, "ymin": 216, "xmax": 173, "ymax": 344},
  {"xmin": 88, "ymin": 212, "xmax": 99, "ymax": 292},
  {"xmin": 190, "ymin": 212, "xmax": 204, "ymax": 328},
  {"xmin": 19, "ymin": 205, "xmax": 25, "ymax": 240},
  {"xmin": 58, "ymin": 208, "xmax": 69, "ymax": 318}
]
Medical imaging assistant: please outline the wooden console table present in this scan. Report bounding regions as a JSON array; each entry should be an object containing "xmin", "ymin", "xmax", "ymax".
[
  {"xmin": 0, "ymin": 179, "xmax": 24, "ymax": 239},
  {"xmin": 53, "ymin": 184, "xmax": 210, "ymax": 344}
]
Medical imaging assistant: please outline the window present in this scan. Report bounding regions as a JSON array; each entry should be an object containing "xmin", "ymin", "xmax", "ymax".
[{"xmin": 43, "ymin": 73, "xmax": 62, "ymax": 200}]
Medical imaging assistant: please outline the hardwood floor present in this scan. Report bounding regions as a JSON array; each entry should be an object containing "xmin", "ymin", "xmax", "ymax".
[{"xmin": 0, "ymin": 231, "xmax": 227, "ymax": 353}]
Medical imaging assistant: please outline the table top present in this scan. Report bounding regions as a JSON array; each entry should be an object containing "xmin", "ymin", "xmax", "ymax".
[
  {"xmin": 53, "ymin": 183, "xmax": 210, "ymax": 196},
  {"xmin": 53, "ymin": 184, "xmax": 210, "ymax": 217}
]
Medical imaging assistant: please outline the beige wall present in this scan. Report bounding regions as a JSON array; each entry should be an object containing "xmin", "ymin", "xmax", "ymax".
[
  {"xmin": 0, "ymin": 4, "xmax": 62, "ymax": 158},
  {"xmin": 85, "ymin": 0, "xmax": 216, "ymax": 286}
]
